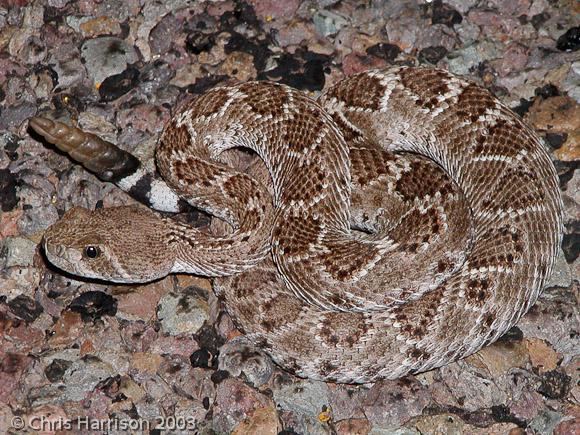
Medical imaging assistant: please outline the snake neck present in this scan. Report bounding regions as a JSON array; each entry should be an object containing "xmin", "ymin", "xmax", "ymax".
[{"xmin": 164, "ymin": 180, "xmax": 275, "ymax": 278}]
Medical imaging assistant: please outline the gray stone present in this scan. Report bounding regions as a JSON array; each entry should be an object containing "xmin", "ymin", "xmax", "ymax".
[
  {"xmin": 563, "ymin": 165, "xmax": 580, "ymax": 216},
  {"xmin": 136, "ymin": 0, "xmax": 192, "ymax": 61},
  {"xmin": 544, "ymin": 249, "xmax": 572, "ymax": 289},
  {"xmin": 362, "ymin": 379, "xmax": 431, "ymax": 429},
  {"xmin": 22, "ymin": 3, "xmax": 44, "ymax": 29},
  {"xmin": 0, "ymin": 148, "xmax": 9, "ymax": 172},
  {"xmin": 18, "ymin": 205, "xmax": 60, "ymax": 236},
  {"xmin": 54, "ymin": 166, "xmax": 108, "ymax": 210},
  {"xmin": 562, "ymin": 60, "xmax": 580, "ymax": 103},
  {"xmin": 316, "ymin": 0, "xmax": 341, "ymax": 7},
  {"xmin": 0, "ymin": 237, "xmax": 37, "ymax": 268},
  {"xmin": 138, "ymin": 60, "xmax": 175, "ymax": 96},
  {"xmin": 157, "ymin": 288, "xmax": 209, "ymax": 335},
  {"xmin": 41, "ymin": 349, "xmax": 81, "ymax": 366},
  {"xmin": 0, "ymin": 102, "xmax": 37, "ymax": 130},
  {"xmin": 80, "ymin": 37, "xmax": 139, "ymax": 85},
  {"xmin": 96, "ymin": 0, "xmax": 138, "ymax": 22},
  {"xmin": 27, "ymin": 384, "xmax": 70, "ymax": 407},
  {"xmin": 434, "ymin": 362, "xmax": 508, "ymax": 412},
  {"xmin": 48, "ymin": 43, "xmax": 86, "ymax": 89},
  {"xmin": 455, "ymin": 21, "xmax": 481, "ymax": 46},
  {"xmin": 447, "ymin": 40, "xmax": 503, "ymax": 76},
  {"xmin": 5, "ymin": 76, "xmax": 36, "ymax": 105},
  {"xmin": 173, "ymin": 400, "xmax": 209, "ymax": 435},
  {"xmin": 444, "ymin": 0, "xmax": 478, "ymax": 14},
  {"xmin": 18, "ymin": 36, "xmax": 47, "ymax": 65},
  {"xmin": 14, "ymin": 161, "xmax": 60, "ymax": 235},
  {"xmin": 134, "ymin": 400, "xmax": 163, "ymax": 421},
  {"xmin": 278, "ymin": 411, "xmax": 329, "ymax": 435},
  {"xmin": 213, "ymin": 378, "xmax": 272, "ymax": 433},
  {"xmin": 219, "ymin": 338, "xmax": 274, "ymax": 387},
  {"xmin": 415, "ymin": 24, "xmax": 457, "ymax": 52},
  {"xmin": 28, "ymin": 68, "xmax": 56, "ymax": 100},
  {"xmin": 385, "ymin": 15, "xmax": 421, "ymax": 52},
  {"xmin": 528, "ymin": 409, "xmax": 566, "ymax": 435},
  {"xmin": 313, "ymin": 10, "xmax": 349, "ymax": 37},
  {"xmin": 518, "ymin": 286, "xmax": 580, "ymax": 364},
  {"xmin": 375, "ymin": 0, "xmax": 416, "ymax": 18},
  {"xmin": 149, "ymin": 13, "xmax": 180, "ymax": 55},
  {"xmin": 62, "ymin": 357, "xmax": 117, "ymax": 401},
  {"xmin": 273, "ymin": 379, "xmax": 331, "ymax": 418},
  {"xmin": 65, "ymin": 16, "xmax": 89, "ymax": 33}
]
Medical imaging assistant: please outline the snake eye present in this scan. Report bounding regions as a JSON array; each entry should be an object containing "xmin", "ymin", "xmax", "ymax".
[{"xmin": 84, "ymin": 246, "xmax": 100, "ymax": 259}]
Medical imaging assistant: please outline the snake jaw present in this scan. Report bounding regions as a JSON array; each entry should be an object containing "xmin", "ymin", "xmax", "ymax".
[
  {"xmin": 41, "ymin": 206, "xmax": 179, "ymax": 283},
  {"xmin": 42, "ymin": 237, "xmax": 83, "ymax": 275}
]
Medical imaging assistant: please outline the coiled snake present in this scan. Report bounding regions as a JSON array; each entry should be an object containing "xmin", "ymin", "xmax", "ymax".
[{"xmin": 31, "ymin": 66, "xmax": 562, "ymax": 383}]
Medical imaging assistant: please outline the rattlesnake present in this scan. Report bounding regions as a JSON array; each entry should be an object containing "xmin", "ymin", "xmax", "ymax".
[{"xmin": 31, "ymin": 66, "xmax": 563, "ymax": 383}]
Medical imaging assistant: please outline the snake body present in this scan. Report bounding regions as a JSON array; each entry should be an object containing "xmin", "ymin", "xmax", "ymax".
[{"xmin": 32, "ymin": 66, "xmax": 562, "ymax": 383}]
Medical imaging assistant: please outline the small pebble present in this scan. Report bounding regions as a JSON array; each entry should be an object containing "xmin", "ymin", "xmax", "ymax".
[
  {"xmin": 190, "ymin": 348, "xmax": 214, "ymax": 369},
  {"xmin": 213, "ymin": 377, "xmax": 273, "ymax": 434},
  {"xmin": 528, "ymin": 410, "xmax": 567, "ymax": 435},
  {"xmin": 537, "ymin": 370, "xmax": 572, "ymax": 400},
  {"xmin": 18, "ymin": 35, "xmax": 47, "ymax": 65},
  {"xmin": 561, "ymin": 231, "xmax": 579, "ymax": 263},
  {"xmin": 366, "ymin": 43, "xmax": 402, "ymax": 61},
  {"xmin": 218, "ymin": 338, "xmax": 273, "ymax": 387},
  {"xmin": 48, "ymin": 43, "xmax": 86, "ymax": 89},
  {"xmin": 98, "ymin": 66, "xmax": 140, "ymax": 102},
  {"xmin": 149, "ymin": 13, "xmax": 180, "ymax": 55},
  {"xmin": 69, "ymin": 291, "xmax": 118, "ymax": 321},
  {"xmin": 0, "ymin": 236, "xmax": 36, "ymax": 268},
  {"xmin": 7, "ymin": 294, "xmax": 43, "ymax": 323},
  {"xmin": 313, "ymin": 10, "xmax": 349, "ymax": 38},
  {"xmin": 80, "ymin": 37, "xmax": 138, "ymax": 85},
  {"xmin": 431, "ymin": 0, "xmax": 463, "ymax": 27},
  {"xmin": 44, "ymin": 358, "xmax": 73, "ymax": 383},
  {"xmin": 418, "ymin": 45, "xmax": 448, "ymax": 64},
  {"xmin": 156, "ymin": 288, "xmax": 209, "ymax": 336},
  {"xmin": 273, "ymin": 380, "xmax": 331, "ymax": 419},
  {"xmin": 556, "ymin": 26, "xmax": 580, "ymax": 52},
  {"xmin": 0, "ymin": 168, "xmax": 19, "ymax": 211},
  {"xmin": 185, "ymin": 31, "xmax": 214, "ymax": 54},
  {"xmin": 0, "ymin": 102, "xmax": 37, "ymax": 130},
  {"xmin": 79, "ymin": 16, "xmax": 122, "ymax": 38}
]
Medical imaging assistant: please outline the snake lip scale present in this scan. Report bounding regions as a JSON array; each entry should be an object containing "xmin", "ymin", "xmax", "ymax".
[{"xmin": 31, "ymin": 66, "xmax": 563, "ymax": 383}]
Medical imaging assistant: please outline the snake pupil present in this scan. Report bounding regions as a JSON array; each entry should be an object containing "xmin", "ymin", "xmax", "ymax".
[{"xmin": 84, "ymin": 246, "xmax": 99, "ymax": 259}]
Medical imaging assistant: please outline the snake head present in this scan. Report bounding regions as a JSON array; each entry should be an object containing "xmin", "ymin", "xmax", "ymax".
[{"xmin": 42, "ymin": 206, "xmax": 175, "ymax": 283}]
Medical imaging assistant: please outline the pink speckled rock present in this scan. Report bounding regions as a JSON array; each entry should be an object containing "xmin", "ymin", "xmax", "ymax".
[
  {"xmin": 362, "ymin": 379, "xmax": 430, "ymax": 428},
  {"xmin": 248, "ymin": 0, "xmax": 300, "ymax": 22},
  {"xmin": 342, "ymin": 53, "xmax": 388, "ymax": 76},
  {"xmin": 492, "ymin": 43, "xmax": 530, "ymax": 76},
  {"xmin": 214, "ymin": 378, "xmax": 274, "ymax": 433}
]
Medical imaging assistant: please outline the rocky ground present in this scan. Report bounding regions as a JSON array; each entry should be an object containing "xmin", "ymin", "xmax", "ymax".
[{"xmin": 0, "ymin": 0, "xmax": 579, "ymax": 434}]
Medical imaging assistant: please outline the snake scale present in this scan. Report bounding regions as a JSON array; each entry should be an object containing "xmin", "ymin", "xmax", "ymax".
[{"xmin": 30, "ymin": 66, "xmax": 563, "ymax": 383}]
